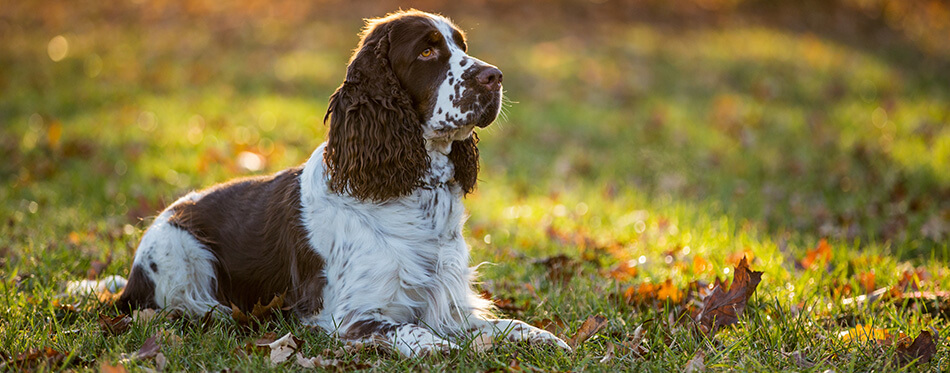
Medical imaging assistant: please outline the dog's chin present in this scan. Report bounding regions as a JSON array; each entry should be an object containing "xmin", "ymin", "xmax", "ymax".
[{"xmin": 474, "ymin": 95, "xmax": 502, "ymax": 128}]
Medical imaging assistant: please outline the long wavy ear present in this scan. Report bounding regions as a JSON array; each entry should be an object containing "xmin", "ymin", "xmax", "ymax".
[
  {"xmin": 324, "ymin": 22, "xmax": 428, "ymax": 202},
  {"xmin": 448, "ymin": 133, "xmax": 479, "ymax": 195}
]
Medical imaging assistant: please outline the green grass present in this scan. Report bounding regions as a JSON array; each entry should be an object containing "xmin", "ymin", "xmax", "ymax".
[{"xmin": 2, "ymin": 1, "xmax": 949, "ymax": 371}]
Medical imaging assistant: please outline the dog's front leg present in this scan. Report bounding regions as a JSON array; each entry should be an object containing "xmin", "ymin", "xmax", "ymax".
[
  {"xmin": 465, "ymin": 316, "xmax": 572, "ymax": 352},
  {"xmin": 340, "ymin": 318, "xmax": 459, "ymax": 357}
]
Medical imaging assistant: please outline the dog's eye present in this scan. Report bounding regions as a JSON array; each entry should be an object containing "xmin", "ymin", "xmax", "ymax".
[{"xmin": 420, "ymin": 48, "xmax": 433, "ymax": 58}]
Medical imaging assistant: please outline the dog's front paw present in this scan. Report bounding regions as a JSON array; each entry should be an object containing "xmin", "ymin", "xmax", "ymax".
[
  {"xmin": 525, "ymin": 328, "xmax": 572, "ymax": 352},
  {"xmin": 393, "ymin": 325, "xmax": 459, "ymax": 357},
  {"xmin": 489, "ymin": 320, "xmax": 573, "ymax": 352}
]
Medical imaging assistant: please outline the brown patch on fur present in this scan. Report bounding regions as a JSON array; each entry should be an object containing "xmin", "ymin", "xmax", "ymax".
[
  {"xmin": 343, "ymin": 319, "xmax": 398, "ymax": 340},
  {"xmin": 116, "ymin": 265, "xmax": 157, "ymax": 313},
  {"xmin": 167, "ymin": 167, "xmax": 326, "ymax": 315},
  {"xmin": 324, "ymin": 13, "xmax": 433, "ymax": 202},
  {"xmin": 449, "ymin": 133, "xmax": 480, "ymax": 195}
]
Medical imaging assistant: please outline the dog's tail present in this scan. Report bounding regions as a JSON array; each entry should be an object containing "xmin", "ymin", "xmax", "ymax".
[{"xmin": 67, "ymin": 265, "xmax": 158, "ymax": 313}]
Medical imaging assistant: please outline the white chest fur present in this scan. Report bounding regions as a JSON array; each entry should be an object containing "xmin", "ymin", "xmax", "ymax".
[{"xmin": 299, "ymin": 144, "xmax": 475, "ymax": 334}]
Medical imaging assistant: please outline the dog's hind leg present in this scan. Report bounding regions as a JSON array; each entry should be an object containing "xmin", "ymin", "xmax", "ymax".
[{"xmin": 117, "ymin": 196, "xmax": 224, "ymax": 316}]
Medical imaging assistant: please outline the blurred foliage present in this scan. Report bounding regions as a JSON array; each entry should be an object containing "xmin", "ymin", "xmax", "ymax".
[{"xmin": 2, "ymin": 1, "xmax": 950, "ymax": 370}]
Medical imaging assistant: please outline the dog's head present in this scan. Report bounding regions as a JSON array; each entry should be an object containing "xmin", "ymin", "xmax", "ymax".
[{"xmin": 324, "ymin": 10, "xmax": 503, "ymax": 202}]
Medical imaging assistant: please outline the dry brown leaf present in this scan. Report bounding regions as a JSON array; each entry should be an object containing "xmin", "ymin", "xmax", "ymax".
[
  {"xmin": 536, "ymin": 254, "xmax": 579, "ymax": 284},
  {"xmin": 155, "ymin": 352, "xmax": 167, "ymax": 372},
  {"xmin": 265, "ymin": 332, "xmax": 304, "ymax": 365},
  {"xmin": 533, "ymin": 315, "xmax": 568, "ymax": 337},
  {"xmin": 599, "ymin": 342, "xmax": 615, "ymax": 363},
  {"xmin": 7, "ymin": 348, "xmax": 68, "ymax": 371},
  {"xmin": 231, "ymin": 294, "xmax": 287, "ymax": 329},
  {"xmin": 567, "ymin": 315, "xmax": 608, "ymax": 349},
  {"xmin": 895, "ymin": 329, "xmax": 938, "ymax": 366},
  {"xmin": 683, "ymin": 350, "xmax": 705, "ymax": 372},
  {"xmin": 619, "ymin": 324, "xmax": 649, "ymax": 357},
  {"xmin": 694, "ymin": 256, "xmax": 762, "ymax": 335},
  {"xmin": 136, "ymin": 334, "xmax": 162, "ymax": 360},
  {"xmin": 99, "ymin": 314, "xmax": 132, "ymax": 335}
]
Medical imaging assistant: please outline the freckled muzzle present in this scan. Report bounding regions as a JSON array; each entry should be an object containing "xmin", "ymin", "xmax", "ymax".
[{"xmin": 463, "ymin": 60, "xmax": 504, "ymax": 128}]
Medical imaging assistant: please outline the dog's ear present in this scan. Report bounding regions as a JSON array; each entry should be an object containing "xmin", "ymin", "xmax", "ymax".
[
  {"xmin": 324, "ymin": 22, "xmax": 428, "ymax": 202},
  {"xmin": 448, "ymin": 133, "xmax": 479, "ymax": 195}
]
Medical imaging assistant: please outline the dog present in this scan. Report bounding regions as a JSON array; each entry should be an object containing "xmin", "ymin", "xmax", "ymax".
[{"xmin": 112, "ymin": 10, "xmax": 571, "ymax": 357}]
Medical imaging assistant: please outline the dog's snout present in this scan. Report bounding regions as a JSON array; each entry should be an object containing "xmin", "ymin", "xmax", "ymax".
[{"xmin": 476, "ymin": 66, "xmax": 503, "ymax": 91}]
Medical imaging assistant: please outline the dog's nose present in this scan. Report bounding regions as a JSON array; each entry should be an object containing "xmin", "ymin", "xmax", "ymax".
[{"xmin": 476, "ymin": 66, "xmax": 503, "ymax": 91}]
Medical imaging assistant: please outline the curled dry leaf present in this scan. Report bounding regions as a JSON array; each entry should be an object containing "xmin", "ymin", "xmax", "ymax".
[
  {"xmin": 265, "ymin": 332, "xmax": 304, "ymax": 365},
  {"xmin": 619, "ymin": 324, "xmax": 649, "ymax": 357},
  {"xmin": 895, "ymin": 329, "xmax": 938, "ymax": 366},
  {"xmin": 683, "ymin": 350, "xmax": 706, "ymax": 373},
  {"xmin": 567, "ymin": 315, "xmax": 608, "ymax": 349},
  {"xmin": 231, "ymin": 293, "xmax": 287, "ymax": 329},
  {"xmin": 694, "ymin": 256, "xmax": 762, "ymax": 335},
  {"xmin": 599, "ymin": 342, "xmax": 616, "ymax": 363},
  {"xmin": 99, "ymin": 314, "xmax": 132, "ymax": 335},
  {"xmin": 136, "ymin": 334, "xmax": 162, "ymax": 360}
]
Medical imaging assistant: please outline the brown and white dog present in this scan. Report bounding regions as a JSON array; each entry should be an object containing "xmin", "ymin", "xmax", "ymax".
[{"xmin": 111, "ymin": 10, "xmax": 570, "ymax": 357}]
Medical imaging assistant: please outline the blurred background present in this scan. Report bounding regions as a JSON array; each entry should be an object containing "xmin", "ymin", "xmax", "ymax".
[{"xmin": 1, "ymin": 0, "xmax": 949, "ymax": 269}]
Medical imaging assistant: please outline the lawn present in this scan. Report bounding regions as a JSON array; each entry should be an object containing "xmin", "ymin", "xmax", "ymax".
[{"xmin": 1, "ymin": 0, "xmax": 949, "ymax": 371}]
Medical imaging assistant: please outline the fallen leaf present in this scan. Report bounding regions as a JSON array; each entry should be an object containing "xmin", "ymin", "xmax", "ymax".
[
  {"xmin": 857, "ymin": 272, "xmax": 876, "ymax": 294},
  {"xmin": 798, "ymin": 239, "xmax": 831, "ymax": 270},
  {"xmin": 264, "ymin": 332, "xmax": 304, "ymax": 365},
  {"xmin": 534, "ymin": 316, "xmax": 568, "ymax": 337},
  {"xmin": 99, "ymin": 314, "xmax": 132, "ymax": 335},
  {"xmin": 7, "ymin": 348, "xmax": 68, "ymax": 370},
  {"xmin": 133, "ymin": 309, "xmax": 158, "ymax": 324},
  {"xmin": 155, "ymin": 352, "xmax": 167, "ymax": 372},
  {"xmin": 656, "ymin": 279, "xmax": 683, "ymax": 303},
  {"xmin": 536, "ymin": 254, "xmax": 579, "ymax": 284},
  {"xmin": 471, "ymin": 333, "xmax": 496, "ymax": 353},
  {"xmin": 136, "ymin": 334, "xmax": 162, "ymax": 359},
  {"xmin": 619, "ymin": 324, "xmax": 649, "ymax": 357},
  {"xmin": 100, "ymin": 362, "xmax": 128, "ymax": 373},
  {"xmin": 837, "ymin": 325, "xmax": 904, "ymax": 345},
  {"xmin": 599, "ymin": 342, "xmax": 615, "ymax": 363},
  {"xmin": 895, "ymin": 329, "xmax": 938, "ymax": 366},
  {"xmin": 567, "ymin": 315, "xmax": 608, "ymax": 348},
  {"xmin": 785, "ymin": 351, "xmax": 814, "ymax": 368},
  {"xmin": 694, "ymin": 256, "xmax": 762, "ymax": 335},
  {"xmin": 606, "ymin": 261, "xmax": 638, "ymax": 282},
  {"xmin": 683, "ymin": 350, "xmax": 705, "ymax": 372},
  {"xmin": 295, "ymin": 353, "xmax": 330, "ymax": 368},
  {"xmin": 231, "ymin": 294, "xmax": 287, "ymax": 329}
]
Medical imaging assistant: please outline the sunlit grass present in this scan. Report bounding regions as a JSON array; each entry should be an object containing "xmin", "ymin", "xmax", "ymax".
[{"xmin": 2, "ymin": 2, "xmax": 949, "ymax": 371}]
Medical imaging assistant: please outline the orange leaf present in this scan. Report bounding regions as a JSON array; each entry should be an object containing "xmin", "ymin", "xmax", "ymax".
[
  {"xmin": 656, "ymin": 279, "xmax": 683, "ymax": 303},
  {"xmin": 798, "ymin": 239, "xmax": 831, "ymax": 269}
]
